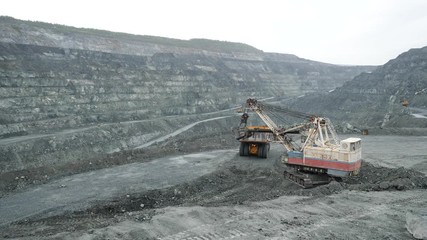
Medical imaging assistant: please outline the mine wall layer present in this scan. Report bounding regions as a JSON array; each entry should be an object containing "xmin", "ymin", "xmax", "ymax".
[
  {"xmin": 0, "ymin": 40, "xmax": 372, "ymax": 176},
  {"xmin": 0, "ymin": 43, "xmax": 367, "ymax": 134}
]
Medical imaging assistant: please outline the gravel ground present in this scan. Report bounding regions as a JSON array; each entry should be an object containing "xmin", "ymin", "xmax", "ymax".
[{"xmin": 1, "ymin": 135, "xmax": 427, "ymax": 239}]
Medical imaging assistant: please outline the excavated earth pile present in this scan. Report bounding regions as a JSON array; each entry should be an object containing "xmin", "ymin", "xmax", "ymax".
[
  {"xmin": 343, "ymin": 162, "xmax": 427, "ymax": 191},
  {"xmin": 80, "ymin": 161, "xmax": 427, "ymax": 211}
]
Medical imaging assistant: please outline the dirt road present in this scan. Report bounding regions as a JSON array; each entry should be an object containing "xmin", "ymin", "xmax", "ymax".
[
  {"xmin": 361, "ymin": 135, "xmax": 427, "ymax": 173},
  {"xmin": 134, "ymin": 116, "xmax": 233, "ymax": 149},
  {"xmin": 410, "ymin": 107, "xmax": 427, "ymax": 119}
]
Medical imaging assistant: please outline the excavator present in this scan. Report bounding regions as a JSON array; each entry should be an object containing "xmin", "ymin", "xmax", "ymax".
[{"xmin": 237, "ymin": 98, "xmax": 362, "ymax": 188}]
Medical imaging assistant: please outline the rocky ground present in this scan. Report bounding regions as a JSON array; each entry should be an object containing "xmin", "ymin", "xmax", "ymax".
[{"xmin": 1, "ymin": 133, "xmax": 427, "ymax": 239}]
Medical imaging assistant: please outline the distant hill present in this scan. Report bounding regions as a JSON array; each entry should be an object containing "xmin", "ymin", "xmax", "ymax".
[
  {"xmin": 0, "ymin": 16, "xmax": 263, "ymax": 55},
  {"xmin": 289, "ymin": 46, "xmax": 427, "ymax": 133}
]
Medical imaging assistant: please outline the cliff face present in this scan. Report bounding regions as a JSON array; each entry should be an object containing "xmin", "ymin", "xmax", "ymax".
[
  {"xmin": 0, "ymin": 17, "xmax": 374, "ymax": 138},
  {"xmin": 290, "ymin": 46, "xmax": 427, "ymax": 131},
  {"xmin": 0, "ymin": 17, "xmax": 374, "ymax": 175}
]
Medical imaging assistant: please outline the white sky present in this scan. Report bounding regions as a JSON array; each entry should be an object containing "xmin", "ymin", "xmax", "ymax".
[{"xmin": 2, "ymin": 0, "xmax": 427, "ymax": 65}]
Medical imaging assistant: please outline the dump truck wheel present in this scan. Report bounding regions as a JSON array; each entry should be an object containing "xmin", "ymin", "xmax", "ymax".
[
  {"xmin": 262, "ymin": 143, "xmax": 269, "ymax": 158},
  {"xmin": 239, "ymin": 142, "xmax": 245, "ymax": 156},
  {"xmin": 257, "ymin": 144, "xmax": 264, "ymax": 158}
]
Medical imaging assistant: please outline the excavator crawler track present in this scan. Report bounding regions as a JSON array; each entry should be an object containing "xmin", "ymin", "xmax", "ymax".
[{"xmin": 284, "ymin": 168, "xmax": 331, "ymax": 188}]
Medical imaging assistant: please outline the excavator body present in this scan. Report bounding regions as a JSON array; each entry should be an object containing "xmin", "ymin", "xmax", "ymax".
[
  {"xmin": 283, "ymin": 137, "xmax": 362, "ymax": 177},
  {"xmin": 238, "ymin": 98, "xmax": 362, "ymax": 188}
]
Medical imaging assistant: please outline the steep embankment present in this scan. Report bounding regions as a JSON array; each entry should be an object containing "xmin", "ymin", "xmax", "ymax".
[
  {"xmin": 290, "ymin": 46, "xmax": 427, "ymax": 133},
  {"xmin": 0, "ymin": 17, "xmax": 374, "ymax": 176}
]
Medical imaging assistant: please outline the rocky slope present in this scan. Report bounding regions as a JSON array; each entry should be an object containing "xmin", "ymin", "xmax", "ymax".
[
  {"xmin": 289, "ymin": 46, "xmax": 427, "ymax": 133},
  {"xmin": 0, "ymin": 17, "xmax": 374, "ymax": 176}
]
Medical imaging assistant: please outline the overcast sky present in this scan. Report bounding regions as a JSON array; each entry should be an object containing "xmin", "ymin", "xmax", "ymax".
[{"xmin": 2, "ymin": 0, "xmax": 427, "ymax": 65}]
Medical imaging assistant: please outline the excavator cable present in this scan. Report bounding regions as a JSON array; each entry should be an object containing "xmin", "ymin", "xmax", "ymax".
[
  {"xmin": 257, "ymin": 102, "xmax": 314, "ymax": 120},
  {"xmin": 263, "ymin": 108, "xmax": 290, "ymax": 126}
]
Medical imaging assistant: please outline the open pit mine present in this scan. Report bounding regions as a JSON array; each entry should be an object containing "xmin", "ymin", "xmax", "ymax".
[{"xmin": 1, "ymin": 17, "xmax": 427, "ymax": 240}]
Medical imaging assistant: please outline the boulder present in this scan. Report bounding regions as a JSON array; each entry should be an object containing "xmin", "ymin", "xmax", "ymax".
[{"xmin": 406, "ymin": 212, "xmax": 427, "ymax": 239}]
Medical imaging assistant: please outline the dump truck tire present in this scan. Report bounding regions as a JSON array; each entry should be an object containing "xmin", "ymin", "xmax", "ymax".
[
  {"xmin": 262, "ymin": 143, "xmax": 269, "ymax": 158},
  {"xmin": 257, "ymin": 143, "xmax": 264, "ymax": 158},
  {"xmin": 239, "ymin": 142, "xmax": 245, "ymax": 156}
]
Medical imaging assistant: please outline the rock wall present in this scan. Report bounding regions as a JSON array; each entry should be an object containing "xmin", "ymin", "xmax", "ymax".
[
  {"xmin": 289, "ymin": 46, "xmax": 427, "ymax": 131},
  {"xmin": 0, "ymin": 41, "xmax": 372, "ymax": 138},
  {"xmin": 0, "ymin": 17, "xmax": 374, "ymax": 174}
]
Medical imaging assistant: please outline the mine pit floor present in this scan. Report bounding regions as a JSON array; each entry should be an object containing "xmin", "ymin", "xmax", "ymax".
[{"xmin": 1, "ymin": 135, "xmax": 427, "ymax": 239}]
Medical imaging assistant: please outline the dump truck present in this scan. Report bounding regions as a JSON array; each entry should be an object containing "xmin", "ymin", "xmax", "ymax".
[{"xmin": 237, "ymin": 125, "xmax": 272, "ymax": 158}]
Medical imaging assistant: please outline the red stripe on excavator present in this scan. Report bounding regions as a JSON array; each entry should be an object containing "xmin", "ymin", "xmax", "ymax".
[{"xmin": 288, "ymin": 157, "xmax": 362, "ymax": 172}]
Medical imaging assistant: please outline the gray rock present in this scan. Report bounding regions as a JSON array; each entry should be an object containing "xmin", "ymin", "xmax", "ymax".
[
  {"xmin": 406, "ymin": 212, "xmax": 427, "ymax": 239},
  {"xmin": 379, "ymin": 182, "xmax": 390, "ymax": 190}
]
